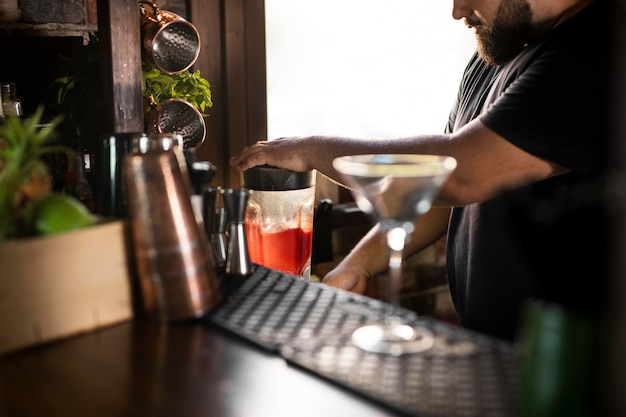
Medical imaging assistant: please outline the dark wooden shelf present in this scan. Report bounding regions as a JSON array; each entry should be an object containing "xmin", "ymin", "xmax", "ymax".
[{"xmin": 0, "ymin": 22, "xmax": 96, "ymax": 39}]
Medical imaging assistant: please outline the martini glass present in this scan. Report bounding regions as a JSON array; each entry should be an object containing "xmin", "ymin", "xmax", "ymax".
[{"xmin": 332, "ymin": 154, "xmax": 457, "ymax": 355}]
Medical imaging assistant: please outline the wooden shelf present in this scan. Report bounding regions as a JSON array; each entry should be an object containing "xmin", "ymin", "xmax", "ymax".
[{"xmin": 0, "ymin": 22, "xmax": 96, "ymax": 40}]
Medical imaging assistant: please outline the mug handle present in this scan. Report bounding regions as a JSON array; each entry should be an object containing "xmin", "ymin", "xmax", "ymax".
[{"xmin": 138, "ymin": 1, "xmax": 162, "ymax": 24}]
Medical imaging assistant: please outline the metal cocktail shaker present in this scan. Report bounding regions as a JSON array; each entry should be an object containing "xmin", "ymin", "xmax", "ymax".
[{"xmin": 123, "ymin": 138, "xmax": 220, "ymax": 322}]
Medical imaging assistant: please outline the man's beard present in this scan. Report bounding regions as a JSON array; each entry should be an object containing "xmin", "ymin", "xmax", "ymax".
[{"xmin": 476, "ymin": 0, "xmax": 532, "ymax": 66}]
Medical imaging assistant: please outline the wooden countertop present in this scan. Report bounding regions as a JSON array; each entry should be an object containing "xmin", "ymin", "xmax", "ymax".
[{"xmin": 0, "ymin": 319, "xmax": 401, "ymax": 417}]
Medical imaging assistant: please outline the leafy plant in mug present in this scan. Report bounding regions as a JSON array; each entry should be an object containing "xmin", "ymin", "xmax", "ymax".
[
  {"xmin": 54, "ymin": 33, "xmax": 213, "ymax": 146},
  {"xmin": 141, "ymin": 61, "xmax": 213, "ymax": 115}
]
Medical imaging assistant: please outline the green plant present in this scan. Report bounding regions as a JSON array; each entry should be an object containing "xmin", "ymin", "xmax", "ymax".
[
  {"xmin": 25, "ymin": 192, "xmax": 95, "ymax": 236},
  {"xmin": 141, "ymin": 61, "xmax": 213, "ymax": 115},
  {"xmin": 0, "ymin": 108, "xmax": 66, "ymax": 241},
  {"xmin": 54, "ymin": 34, "xmax": 213, "ymax": 144}
]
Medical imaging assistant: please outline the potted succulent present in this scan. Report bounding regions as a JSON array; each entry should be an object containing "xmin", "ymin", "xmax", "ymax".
[
  {"xmin": 0, "ymin": 110, "xmax": 133, "ymax": 357},
  {"xmin": 0, "ymin": 109, "xmax": 95, "ymax": 242}
]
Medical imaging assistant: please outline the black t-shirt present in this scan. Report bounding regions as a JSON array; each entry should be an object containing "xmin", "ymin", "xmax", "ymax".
[{"xmin": 444, "ymin": 0, "xmax": 612, "ymax": 341}]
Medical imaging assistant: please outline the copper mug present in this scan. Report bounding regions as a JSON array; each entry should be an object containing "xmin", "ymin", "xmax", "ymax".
[
  {"xmin": 139, "ymin": 1, "xmax": 201, "ymax": 74},
  {"xmin": 144, "ymin": 97, "xmax": 206, "ymax": 149}
]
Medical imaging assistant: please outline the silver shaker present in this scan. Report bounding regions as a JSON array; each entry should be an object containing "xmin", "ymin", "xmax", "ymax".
[{"xmin": 221, "ymin": 188, "xmax": 253, "ymax": 276}]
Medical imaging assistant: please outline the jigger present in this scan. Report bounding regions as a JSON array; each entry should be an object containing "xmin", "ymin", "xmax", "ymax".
[{"xmin": 221, "ymin": 188, "xmax": 253, "ymax": 276}]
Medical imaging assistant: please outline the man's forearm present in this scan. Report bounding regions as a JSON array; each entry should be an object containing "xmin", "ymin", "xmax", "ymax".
[
  {"xmin": 340, "ymin": 206, "xmax": 451, "ymax": 277},
  {"xmin": 403, "ymin": 206, "xmax": 451, "ymax": 259}
]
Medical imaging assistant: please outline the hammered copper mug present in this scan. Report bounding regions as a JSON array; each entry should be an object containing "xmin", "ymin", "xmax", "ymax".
[
  {"xmin": 139, "ymin": 1, "xmax": 200, "ymax": 74},
  {"xmin": 144, "ymin": 97, "xmax": 206, "ymax": 149}
]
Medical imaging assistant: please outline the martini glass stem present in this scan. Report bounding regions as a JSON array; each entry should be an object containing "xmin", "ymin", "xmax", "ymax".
[{"xmin": 385, "ymin": 226, "xmax": 408, "ymax": 325}]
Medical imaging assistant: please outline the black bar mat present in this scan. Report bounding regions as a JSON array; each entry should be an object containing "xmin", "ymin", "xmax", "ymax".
[
  {"xmin": 281, "ymin": 319, "xmax": 519, "ymax": 417},
  {"xmin": 209, "ymin": 266, "xmax": 416, "ymax": 351},
  {"xmin": 208, "ymin": 266, "xmax": 519, "ymax": 417}
]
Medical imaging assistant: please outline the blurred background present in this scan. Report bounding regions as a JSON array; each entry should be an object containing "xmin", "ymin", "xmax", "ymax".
[{"xmin": 266, "ymin": 0, "xmax": 476, "ymax": 139}]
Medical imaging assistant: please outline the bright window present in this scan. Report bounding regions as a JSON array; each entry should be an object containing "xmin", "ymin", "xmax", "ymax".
[{"xmin": 265, "ymin": 0, "xmax": 476, "ymax": 139}]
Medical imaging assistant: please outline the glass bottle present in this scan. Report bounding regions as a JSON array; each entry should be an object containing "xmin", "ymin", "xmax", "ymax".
[
  {"xmin": 62, "ymin": 151, "xmax": 95, "ymax": 212},
  {"xmin": 1, "ymin": 82, "xmax": 23, "ymax": 117}
]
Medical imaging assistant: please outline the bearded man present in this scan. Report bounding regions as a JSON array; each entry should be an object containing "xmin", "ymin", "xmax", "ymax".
[{"xmin": 231, "ymin": 0, "xmax": 611, "ymax": 341}]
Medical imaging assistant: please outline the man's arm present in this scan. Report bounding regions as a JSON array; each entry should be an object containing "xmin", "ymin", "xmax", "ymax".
[
  {"xmin": 322, "ymin": 206, "xmax": 451, "ymax": 293},
  {"xmin": 230, "ymin": 119, "xmax": 569, "ymax": 208}
]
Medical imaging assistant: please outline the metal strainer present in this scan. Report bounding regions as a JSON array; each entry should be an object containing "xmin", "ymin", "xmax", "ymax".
[
  {"xmin": 139, "ymin": 1, "xmax": 201, "ymax": 74},
  {"xmin": 144, "ymin": 98, "xmax": 206, "ymax": 149}
]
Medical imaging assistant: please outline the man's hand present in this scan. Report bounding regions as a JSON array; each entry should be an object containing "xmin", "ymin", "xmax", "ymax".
[
  {"xmin": 320, "ymin": 224, "xmax": 390, "ymax": 294},
  {"xmin": 322, "ymin": 262, "xmax": 371, "ymax": 294},
  {"xmin": 229, "ymin": 135, "xmax": 382, "ymax": 183},
  {"xmin": 229, "ymin": 137, "xmax": 315, "ymax": 173}
]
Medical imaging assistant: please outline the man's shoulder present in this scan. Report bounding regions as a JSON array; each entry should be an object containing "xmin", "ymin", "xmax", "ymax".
[{"xmin": 546, "ymin": 0, "xmax": 609, "ymax": 45}]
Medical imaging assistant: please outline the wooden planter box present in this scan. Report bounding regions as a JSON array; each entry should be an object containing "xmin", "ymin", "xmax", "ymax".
[{"xmin": 0, "ymin": 220, "xmax": 134, "ymax": 356}]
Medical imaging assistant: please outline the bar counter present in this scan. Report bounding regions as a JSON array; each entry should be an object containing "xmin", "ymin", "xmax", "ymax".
[
  {"xmin": 0, "ymin": 266, "xmax": 518, "ymax": 417},
  {"xmin": 0, "ymin": 320, "xmax": 400, "ymax": 417}
]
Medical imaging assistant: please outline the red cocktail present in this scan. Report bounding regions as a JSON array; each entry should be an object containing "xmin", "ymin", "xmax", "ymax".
[{"xmin": 246, "ymin": 223, "xmax": 312, "ymax": 276}]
